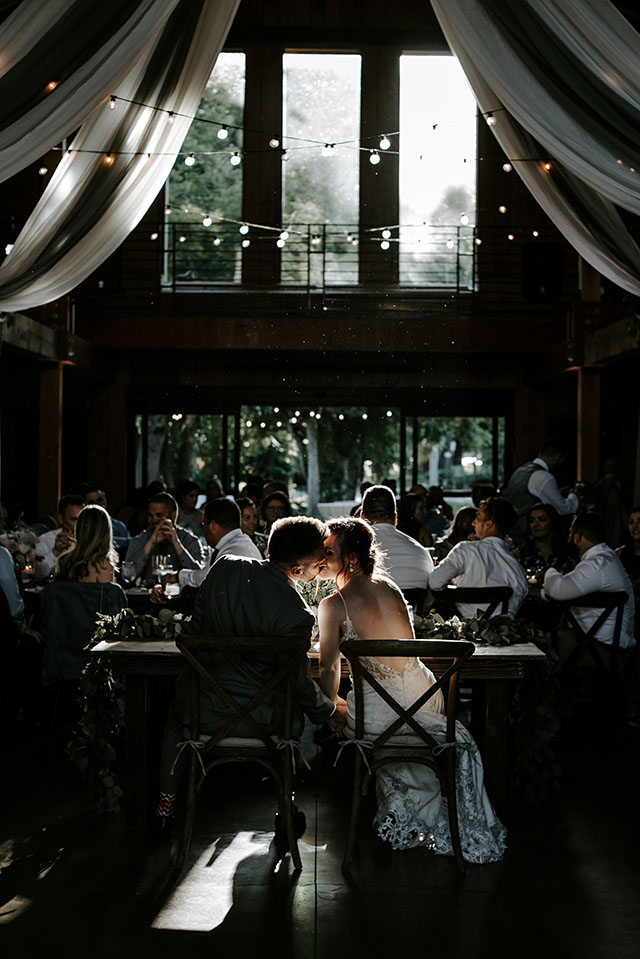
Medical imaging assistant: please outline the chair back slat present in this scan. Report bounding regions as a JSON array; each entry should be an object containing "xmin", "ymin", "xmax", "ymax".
[{"xmin": 445, "ymin": 585, "xmax": 513, "ymax": 618}]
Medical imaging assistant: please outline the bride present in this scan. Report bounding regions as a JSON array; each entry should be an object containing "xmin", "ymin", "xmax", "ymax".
[{"xmin": 317, "ymin": 517, "xmax": 507, "ymax": 864}]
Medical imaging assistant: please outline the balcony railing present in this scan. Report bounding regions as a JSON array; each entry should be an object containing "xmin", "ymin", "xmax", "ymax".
[{"xmin": 162, "ymin": 222, "xmax": 477, "ymax": 294}]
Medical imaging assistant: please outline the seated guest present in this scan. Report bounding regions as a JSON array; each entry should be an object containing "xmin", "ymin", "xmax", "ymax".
[
  {"xmin": 236, "ymin": 496, "xmax": 268, "ymax": 556},
  {"xmin": 361, "ymin": 485, "xmax": 433, "ymax": 596},
  {"xmin": 429, "ymin": 497, "xmax": 528, "ymax": 619},
  {"xmin": 34, "ymin": 493, "xmax": 85, "ymax": 581},
  {"xmin": 543, "ymin": 512, "xmax": 635, "ymax": 650},
  {"xmin": 163, "ymin": 498, "xmax": 262, "ymax": 595},
  {"xmin": 125, "ymin": 492, "xmax": 205, "ymax": 583},
  {"xmin": 155, "ymin": 516, "xmax": 346, "ymax": 825},
  {"xmin": 83, "ymin": 485, "xmax": 131, "ymax": 550},
  {"xmin": 175, "ymin": 479, "xmax": 205, "ymax": 538},
  {"xmin": 427, "ymin": 485, "xmax": 453, "ymax": 522},
  {"xmin": 433, "ymin": 505, "xmax": 477, "ymax": 563},
  {"xmin": 0, "ymin": 545, "xmax": 42, "ymax": 730},
  {"xmin": 40, "ymin": 506, "xmax": 126, "ymax": 718},
  {"xmin": 396, "ymin": 492, "xmax": 432, "ymax": 548},
  {"xmin": 471, "ymin": 482, "xmax": 497, "ymax": 508},
  {"xmin": 261, "ymin": 491, "xmax": 292, "ymax": 535},
  {"xmin": 517, "ymin": 502, "xmax": 574, "ymax": 580},
  {"xmin": 617, "ymin": 507, "xmax": 640, "ymax": 639},
  {"xmin": 205, "ymin": 477, "xmax": 225, "ymax": 501}
]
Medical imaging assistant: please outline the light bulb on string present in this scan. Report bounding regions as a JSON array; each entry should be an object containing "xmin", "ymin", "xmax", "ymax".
[
  {"xmin": 109, "ymin": 96, "xmax": 117, "ymax": 110},
  {"xmin": 460, "ymin": 214, "xmax": 469, "ymax": 225},
  {"xmin": 38, "ymin": 166, "xmax": 48, "ymax": 176},
  {"xmin": 507, "ymin": 233, "xmax": 514, "ymax": 241},
  {"xmin": 532, "ymin": 230, "xmax": 539, "ymax": 237},
  {"xmin": 379, "ymin": 135, "xmax": 391, "ymax": 151},
  {"xmin": 150, "ymin": 232, "xmax": 158, "ymax": 240},
  {"xmin": 46, "ymin": 81, "xmax": 58, "ymax": 92},
  {"xmin": 502, "ymin": 162, "xmax": 512, "ymax": 172},
  {"xmin": 184, "ymin": 153, "xmax": 196, "ymax": 166},
  {"xmin": 281, "ymin": 150, "xmax": 289, "ymax": 162},
  {"xmin": 485, "ymin": 113, "xmax": 496, "ymax": 126},
  {"xmin": 543, "ymin": 161, "xmax": 552, "ymax": 171},
  {"xmin": 380, "ymin": 240, "xmax": 390, "ymax": 250},
  {"xmin": 446, "ymin": 238, "xmax": 455, "ymax": 250},
  {"xmin": 280, "ymin": 231, "xmax": 289, "ymax": 241},
  {"xmin": 276, "ymin": 238, "xmax": 285, "ymax": 248},
  {"xmin": 217, "ymin": 125, "xmax": 229, "ymax": 140},
  {"xmin": 311, "ymin": 234, "xmax": 321, "ymax": 245},
  {"xmin": 351, "ymin": 237, "xmax": 358, "ymax": 246},
  {"xmin": 167, "ymin": 111, "xmax": 175, "ymax": 123},
  {"xmin": 475, "ymin": 237, "xmax": 482, "ymax": 246},
  {"xmin": 381, "ymin": 229, "xmax": 391, "ymax": 240},
  {"xmin": 213, "ymin": 236, "xmax": 221, "ymax": 246},
  {"xmin": 165, "ymin": 205, "xmax": 172, "ymax": 215},
  {"xmin": 269, "ymin": 136, "xmax": 280, "ymax": 149},
  {"xmin": 239, "ymin": 224, "xmax": 249, "ymax": 235},
  {"xmin": 369, "ymin": 150, "xmax": 381, "ymax": 165},
  {"xmin": 338, "ymin": 413, "xmax": 345, "ymax": 420},
  {"xmin": 104, "ymin": 153, "xmax": 114, "ymax": 165},
  {"xmin": 179, "ymin": 235, "xmax": 186, "ymax": 243},
  {"xmin": 242, "ymin": 239, "xmax": 250, "ymax": 248},
  {"xmin": 498, "ymin": 205, "xmax": 507, "ymax": 214},
  {"xmin": 202, "ymin": 215, "xmax": 212, "ymax": 227},
  {"xmin": 230, "ymin": 152, "xmax": 241, "ymax": 166},
  {"xmin": 321, "ymin": 143, "xmax": 336, "ymax": 157}
]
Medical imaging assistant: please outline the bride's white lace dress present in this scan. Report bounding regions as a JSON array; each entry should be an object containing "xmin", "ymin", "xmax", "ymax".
[{"xmin": 338, "ymin": 595, "xmax": 507, "ymax": 863}]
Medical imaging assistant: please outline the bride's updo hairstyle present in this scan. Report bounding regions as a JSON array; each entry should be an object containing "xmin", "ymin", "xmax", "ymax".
[{"xmin": 326, "ymin": 517, "xmax": 384, "ymax": 577}]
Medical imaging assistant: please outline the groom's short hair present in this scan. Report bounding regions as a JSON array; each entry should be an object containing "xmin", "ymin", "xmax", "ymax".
[
  {"xmin": 361, "ymin": 485, "xmax": 396, "ymax": 522},
  {"xmin": 268, "ymin": 516, "xmax": 327, "ymax": 566}
]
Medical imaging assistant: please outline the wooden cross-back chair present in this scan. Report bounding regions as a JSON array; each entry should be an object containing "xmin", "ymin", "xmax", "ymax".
[
  {"xmin": 174, "ymin": 634, "xmax": 312, "ymax": 873},
  {"xmin": 442, "ymin": 584, "xmax": 513, "ymax": 619},
  {"xmin": 550, "ymin": 590, "xmax": 629, "ymax": 722},
  {"xmin": 339, "ymin": 638, "xmax": 475, "ymax": 873}
]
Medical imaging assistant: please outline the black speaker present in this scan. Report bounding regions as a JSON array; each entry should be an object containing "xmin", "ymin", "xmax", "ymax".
[{"xmin": 521, "ymin": 242, "xmax": 563, "ymax": 301}]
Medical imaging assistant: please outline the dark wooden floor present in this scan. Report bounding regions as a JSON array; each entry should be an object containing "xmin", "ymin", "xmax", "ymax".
[{"xmin": 1, "ymin": 714, "xmax": 639, "ymax": 959}]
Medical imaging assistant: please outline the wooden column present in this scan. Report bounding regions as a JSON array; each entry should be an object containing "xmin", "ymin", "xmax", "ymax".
[
  {"xmin": 512, "ymin": 386, "xmax": 545, "ymax": 467},
  {"xmin": 87, "ymin": 364, "xmax": 130, "ymax": 510},
  {"xmin": 576, "ymin": 367, "xmax": 601, "ymax": 483},
  {"xmin": 359, "ymin": 45, "xmax": 399, "ymax": 286},
  {"xmin": 242, "ymin": 42, "xmax": 283, "ymax": 286},
  {"xmin": 38, "ymin": 363, "xmax": 63, "ymax": 519}
]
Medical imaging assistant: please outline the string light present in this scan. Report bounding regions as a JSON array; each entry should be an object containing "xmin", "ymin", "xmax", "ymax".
[
  {"xmin": 217, "ymin": 125, "xmax": 229, "ymax": 140},
  {"xmin": 269, "ymin": 137, "xmax": 280, "ymax": 149},
  {"xmin": 179, "ymin": 235, "xmax": 186, "ymax": 242},
  {"xmin": 543, "ymin": 161, "xmax": 552, "ymax": 171},
  {"xmin": 502, "ymin": 162, "xmax": 512, "ymax": 172},
  {"xmin": 485, "ymin": 113, "xmax": 496, "ymax": 126},
  {"xmin": 46, "ymin": 81, "xmax": 58, "ymax": 91},
  {"xmin": 460, "ymin": 214, "xmax": 469, "ymax": 225},
  {"xmin": 165, "ymin": 205, "xmax": 172, "ymax": 215},
  {"xmin": 507, "ymin": 233, "xmax": 514, "ymax": 241},
  {"xmin": 276, "ymin": 238, "xmax": 285, "ymax": 248},
  {"xmin": 104, "ymin": 153, "xmax": 114, "ymax": 165},
  {"xmin": 109, "ymin": 96, "xmax": 117, "ymax": 110},
  {"xmin": 229, "ymin": 152, "xmax": 241, "ymax": 166},
  {"xmin": 184, "ymin": 153, "xmax": 196, "ymax": 166},
  {"xmin": 239, "ymin": 224, "xmax": 249, "ymax": 235},
  {"xmin": 380, "ymin": 240, "xmax": 390, "ymax": 250},
  {"xmin": 311, "ymin": 234, "xmax": 321, "ymax": 245},
  {"xmin": 381, "ymin": 229, "xmax": 391, "ymax": 240},
  {"xmin": 369, "ymin": 150, "xmax": 381, "ymax": 165},
  {"xmin": 475, "ymin": 237, "xmax": 482, "ymax": 246},
  {"xmin": 379, "ymin": 135, "xmax": 391, "ymax": 150},
  {"xmin": 242, "ymin": 239, "xmax": 250, "ymax": 248},
  {"xmin": 279, "ymin": 231, "xmax": 289, "ymax": 240},
  {"xmin": 38, "ymin": 166, "xmax": 48, "ymax": 176},
  {"xmin": 321, "ymin": 143, "xmax": 336, "ymax": 157},
  {"xmin": 498, "ymin": 205, "xmax": 507, "ymax": 214},
  {"xmin": 532, "ymin": 230, "xmax": 539, "ymax": 237},
  {"xmin": 167, "ymin": 111, "xmax": 175, "ymax": 123},
  {"xmin": 202, "ymin": 215, "xmax": 212, "ymax": 227},
  {"xmin": 150, "ymin": 232, "xmax": 159, "ymax": 240},
  {"xmin": 213, "ymin": 236, "xmax": 221, "ymax": 246},
  {"xmin": 446, "ymin": 239, "xmax": 455, "ymax": 249}
]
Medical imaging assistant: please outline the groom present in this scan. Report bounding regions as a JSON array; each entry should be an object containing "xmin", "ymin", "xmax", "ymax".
[{"xmin": 156, "ymin": 515, "xmax": 346, "ymax": 822}]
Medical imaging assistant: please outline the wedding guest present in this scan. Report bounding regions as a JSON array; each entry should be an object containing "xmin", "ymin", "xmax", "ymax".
[
  {"xmin": 236, "ymin": 496, "xmax": 268, "ymax": 555},
  {"xmin": 261, "ymin": 491, "xmax": 292, "ymax": 534},
  {"xmin": 429, "ymin": 497, "xmax": 528, "ymax": 619},
  {"xmin": 507, "ymin": 438, "xmax": 578, "ymax": 541},
  {"xmin": 125, "ymin": 493, "xmax": 205, "ymax": 583},
  {"xmin": 432, "ymin": 505, "xmax": 477, "ymax": 562},
  {"xmin": 175, "ymin": 479, "xmax": 205, "ymax": 538},
  {"xmin": 83, "ymin": 485, "xmax": 131, "ymax": 549},
  {"xmin": 361, "ymin": 485, "xmax": 433, "ymax": 597},
  {"xmin": 517, "ymin": 502, "xmax": 574, "ymax": 580},
  {"xmin": 396, "ymin": 492, "xmax": 432, "ymax": 548},
  {"xmin": 34, "ymin": 493, "xmax": 85, "ymax": 581}
]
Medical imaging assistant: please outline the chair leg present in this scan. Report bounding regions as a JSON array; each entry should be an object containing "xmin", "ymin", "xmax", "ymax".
[
  {"xmin": 173, "ymin": 755, "xmax": 197, "ymax": 874},
  {"xmin": 281, "ymin": 756, "xmax": 302, "ymax": 871},
  {"xmin": 444, "ymin": 756, "xmax": 466, "ymax": 873},
  {"xmin": 342, "ymin": 751, "xmax": 363, "ymax": 872}
]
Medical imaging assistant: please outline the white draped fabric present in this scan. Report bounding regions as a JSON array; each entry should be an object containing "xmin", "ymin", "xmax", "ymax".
[
  {"xmin": 430, "ymin": 0, "xmax": 640, "ymax": 295},
  {"xmin": 0, "ymin": 0, "xmax": 240, "ymax": 311},
  {"xmin": 0, "ymin": 0, "xmax": 182, "ymax": 184}
]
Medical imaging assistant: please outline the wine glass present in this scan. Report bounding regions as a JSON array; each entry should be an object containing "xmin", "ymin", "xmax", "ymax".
[
  {"xmin": 152, "ymin": 554, "xmax": 173, "ymax": 582},
  {"xmin": 121, "ymin": 561, "xmax": 137, "ymax": 587}
]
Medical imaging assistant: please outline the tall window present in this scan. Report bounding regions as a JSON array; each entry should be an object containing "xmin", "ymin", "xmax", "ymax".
[
  {"xmin": 282, "ymin": 53, "xmax": 361, "ymax": 285},
  {"xmin": 399, "ymin": 55, "xmax": 477, "ymax": 287},
  {"xmin": 166, "ymin": 52, "xmax": 246, "ymax": 283}
]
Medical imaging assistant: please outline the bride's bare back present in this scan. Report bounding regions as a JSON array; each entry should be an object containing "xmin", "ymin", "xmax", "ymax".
[{"xmin": 318, "ymin": 573, "xmax": 416, "ymax": 699}]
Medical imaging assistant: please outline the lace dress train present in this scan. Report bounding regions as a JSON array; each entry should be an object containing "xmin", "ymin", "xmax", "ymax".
[{"xmin": 340, "ymin": 606, "xmax": 507, "ymax": 864}]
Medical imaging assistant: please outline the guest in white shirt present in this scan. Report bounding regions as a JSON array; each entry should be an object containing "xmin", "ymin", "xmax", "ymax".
[
  {"xmin": 34, "ymin": 494, "xmax": 85, "ymax": 581},
  {"xmin": 543, "ymin": 511, "xmax": 635, "ymax": 649},
  {"xmin": 430, "ymin": 497, "xmax": 528, "ymax": 618},
  {"xmin": 163, "ymin": 497, "xmax": 261, "ymax": 593},
  {"xmin": 507, "ymin": 439, "xmax": 579, "ymax": 541},
  {"xmin": 361, "ymin": 485, "xmax": 433, "ymax": 592}
]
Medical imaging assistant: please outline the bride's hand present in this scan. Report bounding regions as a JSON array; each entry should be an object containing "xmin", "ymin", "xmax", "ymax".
[{"xmin": 328, "ymin": 696, "xmax": 347, "ymax": 736}]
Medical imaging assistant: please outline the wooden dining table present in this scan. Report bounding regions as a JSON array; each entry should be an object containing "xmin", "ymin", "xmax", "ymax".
[{"xmin": 91, "ymin": 637, "xmax": 545, "ymax": 828}]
